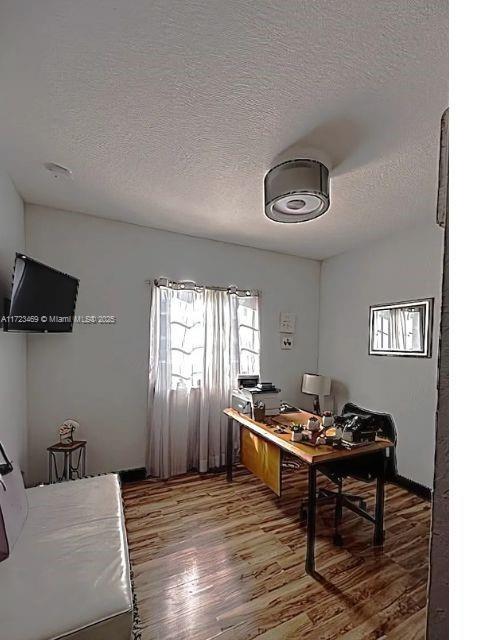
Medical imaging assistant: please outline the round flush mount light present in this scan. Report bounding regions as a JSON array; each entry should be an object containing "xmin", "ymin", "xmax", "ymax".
[
  {"xmin": 44, "ymin": 162, "xmax": 73, "ymax": 179},
  {"xmin": 264, "ymin": 158, "xmax": 330, "ymax": 223}
]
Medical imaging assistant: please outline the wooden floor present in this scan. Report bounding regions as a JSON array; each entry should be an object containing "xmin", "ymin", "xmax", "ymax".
[{"xmin": 122, "ymin": 466, "xmax": 431, "ymax": 640}]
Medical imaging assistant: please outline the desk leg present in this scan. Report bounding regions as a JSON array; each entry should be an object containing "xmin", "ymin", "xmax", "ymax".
[
  {"xmin": 305, "ymin": 464, "xmax": 318, "ymax": 577},
  {"xmin": 226, "ymin": 417, "xmax": 233, "ymax": 482},
  {"xmin": 374, "ymin": 451, "xmax": 387, "ymax": 546}
]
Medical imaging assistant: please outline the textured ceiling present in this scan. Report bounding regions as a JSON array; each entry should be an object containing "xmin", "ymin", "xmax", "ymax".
[{"xmin": 0, "ymin": 0, "xmax": 448, "ymax": 260}]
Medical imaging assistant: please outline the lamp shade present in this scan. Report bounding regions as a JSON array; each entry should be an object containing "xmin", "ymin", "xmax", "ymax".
[{"xmin": 302, "ymin": 373, "xmax": 331, "ymax": 397}]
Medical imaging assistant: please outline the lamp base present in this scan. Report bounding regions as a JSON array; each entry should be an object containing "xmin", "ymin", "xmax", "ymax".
[{"xmin": 313, "ymin": 396, "xmax": 321, "ymax": 415}]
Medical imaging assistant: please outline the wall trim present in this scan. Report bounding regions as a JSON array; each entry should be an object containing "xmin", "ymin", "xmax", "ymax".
[
  {"xmin": 119, "ymin": 467, "xmax": 147, "ymax": 483},
  {"xmin": 391, "ymin": 474, "xmax": 432, "ymax": 501}
]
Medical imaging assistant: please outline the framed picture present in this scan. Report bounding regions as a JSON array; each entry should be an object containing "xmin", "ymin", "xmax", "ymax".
[
  {"xmin": 279, "ymin": 312, "xmax": 296, "ymax": 333},
  {"xmin": 369, "ymin": 298, "xmax": 434, "ymax": 357},
  {"xmin": 280, "ymin": 334, "xmax": 294, "ymax": 350}
]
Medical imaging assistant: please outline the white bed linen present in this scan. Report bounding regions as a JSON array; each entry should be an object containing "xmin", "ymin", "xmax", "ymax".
[{"xmin": 0, "ymin": 474, "xmax": 133, "ymax": 640}]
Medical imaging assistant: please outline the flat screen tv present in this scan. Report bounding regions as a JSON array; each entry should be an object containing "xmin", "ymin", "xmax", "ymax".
[{"xmin": 3, "ymin": 254, "xmax": 79, "ymax": 333}]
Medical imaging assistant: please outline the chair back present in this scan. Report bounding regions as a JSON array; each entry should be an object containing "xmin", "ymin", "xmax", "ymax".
[{"xmin": 341, "ymin": 403, "xmax": 398, "ymax": 477}]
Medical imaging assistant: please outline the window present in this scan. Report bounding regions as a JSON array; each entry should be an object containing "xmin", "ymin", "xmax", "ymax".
[
  {"xmin": 148, "ymin": 282, "xmax": 261, "ymax": 478},
  {"xmin": 166, "ymin": 288, "xmax": 260, "ymax": 390},
  {"xmin": 237, "ymin": 296, "xmax": 260, "ymax": 375},
  {"xmin": 169, "ymin": 290, "xmax": 205, "ymax": 389}
]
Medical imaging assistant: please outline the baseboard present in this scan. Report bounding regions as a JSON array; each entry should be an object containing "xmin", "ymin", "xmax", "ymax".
[
  {"xmin": 391, "ymin": 474, "xmax": 432, "ymax": 501},
  {"xmin": 118, "ymin": 467, "xmax": 147, "ymax": 483},
  {"xmin": 117, "ymin": 467, "xmax": 432, "ymax": 499}
]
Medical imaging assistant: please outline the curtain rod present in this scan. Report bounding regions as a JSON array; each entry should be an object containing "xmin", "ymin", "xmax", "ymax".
[{"xmin": 144, "ymin": 278, "xmax": 259, "ymax": 296}]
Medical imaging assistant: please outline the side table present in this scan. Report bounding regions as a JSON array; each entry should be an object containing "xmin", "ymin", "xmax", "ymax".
[{"xmin": 47, "ymin": 440, "xmax": 87, "ymax": 483}]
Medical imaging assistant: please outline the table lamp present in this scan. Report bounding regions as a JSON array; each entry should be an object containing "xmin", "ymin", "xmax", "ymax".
[{"xmin": 302, "ymin": 373, "xmax": 331, "ymax": 415}]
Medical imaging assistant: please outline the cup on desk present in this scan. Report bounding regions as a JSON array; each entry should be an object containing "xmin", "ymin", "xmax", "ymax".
[
  {"xmin": 307, "ymin": 417, "xmax": 321, "ymax": 431},
  {"xmin": 291, "ymin": 425, "xmax": 303, "ymax": 442},
  {"xmin": 321, "ymin": 412, "xmax": 334, "ymax": 428}
]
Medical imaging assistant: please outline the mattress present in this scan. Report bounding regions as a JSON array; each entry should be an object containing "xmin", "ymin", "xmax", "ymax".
[{"xmin": 0, "ymin": 474, "xmax": 133, "ymax": 640}]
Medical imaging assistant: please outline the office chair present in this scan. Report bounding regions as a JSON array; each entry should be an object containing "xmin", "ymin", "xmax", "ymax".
[{"xmin": 300, "ymin": 402, "xmax": 397, "ymax": 546}]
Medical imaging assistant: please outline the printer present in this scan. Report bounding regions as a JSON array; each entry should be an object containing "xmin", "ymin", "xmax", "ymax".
[{"xmin": 231, "ymin": 380, "xmax": 282, "ymax": 417}]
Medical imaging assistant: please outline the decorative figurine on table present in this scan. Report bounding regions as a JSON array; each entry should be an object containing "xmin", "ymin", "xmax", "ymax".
[{"xmin": 58, "ymin": 419, "xmax": 80, "ymax": 445}]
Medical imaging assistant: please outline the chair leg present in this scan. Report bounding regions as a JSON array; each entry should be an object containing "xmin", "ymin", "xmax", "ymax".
[
  {"xmin": 341, "ymin": 492, "xmax": 367, "ymax": 511},
  {"xmin": 317, "ymin": 487, "xmax": 336, "ymax": 498},
  {"xmin": 374, "ymin": 473, "xmax": 386, "ymax": 546},
  {"xmin": 300, "ymin": 476, "xmax": 360, "ymax": 547},
  {"xmin": 319, "ymin": 480, "xmax": 367, "ymax": 511},
  {"xmin": 299, "ymin": 502, "xmax": 307, "ymax": 521}
]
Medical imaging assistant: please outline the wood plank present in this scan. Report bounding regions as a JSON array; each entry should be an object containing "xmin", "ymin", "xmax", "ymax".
[
  {"xmin": 254, "ymin": 613, "xmax": 313, "ymax": 639},
  {"xmin": 241, "ymin": 426, "xmax": 281, "ymax": 496},
  {"xmin": 389, "ymin": 608, "xmax": 428, "ymax": 640},
  {"xmin": 123, "ymin": 467, "xmax": 430, "ymax": 640}
]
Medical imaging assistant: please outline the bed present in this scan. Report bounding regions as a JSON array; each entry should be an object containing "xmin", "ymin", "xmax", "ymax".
[{"xmin": 0, "ymin": 474, "xmax": 133, "ymax": 640}]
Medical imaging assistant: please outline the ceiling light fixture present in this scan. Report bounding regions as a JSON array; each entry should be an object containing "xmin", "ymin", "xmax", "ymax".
[{"xmin": 264, "ymin": 158, "xmax": 330, "ymax": 223}]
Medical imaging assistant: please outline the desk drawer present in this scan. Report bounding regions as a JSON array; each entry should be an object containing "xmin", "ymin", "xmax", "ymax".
[{"xmin": 240, "ymin": 426, "xmax": 281, "ymax": 496}]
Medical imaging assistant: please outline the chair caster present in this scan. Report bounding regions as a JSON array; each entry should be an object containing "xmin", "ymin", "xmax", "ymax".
[{"xmin": 333, "ymin": 533, "xmax": 343, "ymax": 547}]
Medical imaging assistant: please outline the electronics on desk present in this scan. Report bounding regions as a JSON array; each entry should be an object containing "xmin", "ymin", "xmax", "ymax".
[
  {"xmin": 254, "ymin": 382, "xmax": 276, "ymax": 392},
  {"xmin": 237, "ymin": 374, "xmax": 259, "ymax": 389},
  {"xmin": 231, "ymin": 382, "xmax": 282, "ymax": 418},
  {"xmin": 335, "ymin": 415, "xmax": 378, "ymax": 445},
  {"xmin": 231, "ymin": 391, "xmax": 252, "ymax": 415}
]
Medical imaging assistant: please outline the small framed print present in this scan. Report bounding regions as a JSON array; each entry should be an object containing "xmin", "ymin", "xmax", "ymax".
[
  {"xmin": 369, "ymin": 298, "xmax": 434, "ymax": 357},
  {"xmin": 281, "ymin": 334, "xmax": 294, "ymax": 350},
  {"xmin": 279, "ymin": 312, "xmax": 296, "ymax": 333}
]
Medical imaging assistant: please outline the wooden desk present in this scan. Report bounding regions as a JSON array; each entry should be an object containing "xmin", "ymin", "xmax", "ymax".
[{"xmin": 223, "ymin": 408, "xmax": 394, "ymax": 581}]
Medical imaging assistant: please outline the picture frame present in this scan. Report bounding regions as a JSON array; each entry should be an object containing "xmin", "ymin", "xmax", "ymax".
[
  {"xmin": 369, "ymin": 298, "xmax": 434, "ymax": 358},
  {"xmin": 280, "ymin": 334, "xmax": 294, "ymax": 350},
  {"xmin": 279, "ymin": 312, "xmax": 296, "ymax": 334}
]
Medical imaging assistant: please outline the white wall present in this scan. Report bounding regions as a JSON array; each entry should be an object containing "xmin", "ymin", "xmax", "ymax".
[
  {"xmin": 26, "ymin": 205, "xmax": 320, "ymax": 483},
  {"xmin": 318, "ymin": 222, "xmax": 444, "ymax": 488},
  {"xmin": 0, "ymin": 171, "xmax": 27, "ymax": 470}
]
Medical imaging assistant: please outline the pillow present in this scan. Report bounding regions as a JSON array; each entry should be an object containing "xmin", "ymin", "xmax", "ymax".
[{"xmin": 0, "ymin": 443, "xmax": 28, "ymax": 562}]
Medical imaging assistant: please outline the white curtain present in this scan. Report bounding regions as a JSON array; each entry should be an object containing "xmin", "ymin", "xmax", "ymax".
[
  {"xmin": 390, "ymin": 308, "xmax": 408, "ymax": 350},
  {"xmin": 390, "ymin": 307, "xmax": 422, "ymax": 351},
  {"xmin": 147, "ymin": 283, "xmax": 259, "ymax": 479}
]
